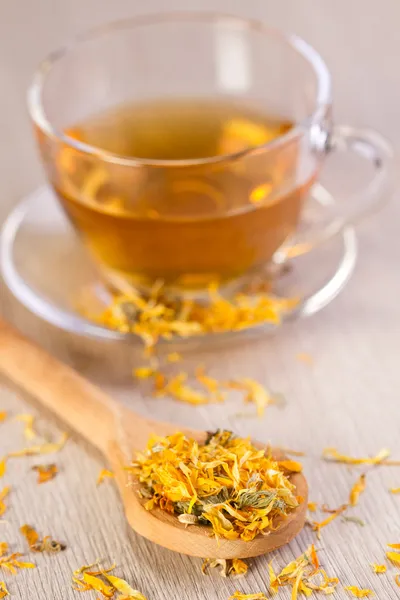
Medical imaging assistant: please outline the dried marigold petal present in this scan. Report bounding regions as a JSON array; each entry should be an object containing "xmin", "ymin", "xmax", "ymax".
[
  {"xmin": 81, "ymin": 573, "xmax": 114, "ymax": 598},
  {"xmin": 307, "ymin": 502, "xmax": 317, "ymax": 512},
  {"xmin": 278, "ymin": 460, "xmax": 303, "ymax": 473},
  {"xmin": 133, "ymin": 367, "xmax": 155, "ymax": 379},
  {"xmin": 291, "ymin": 568, "xmax": 305, "ymax": 600},
  {"xmin": 386, "ymin": 551, "xmax": 400, "ymax": 565},
  {"xmin": 322, "ymin": 447, "xmax": 390, "ymax": 465},
  {"xmin": 349, "ymin": 474, "xmax": 366, "ymax": 506},
  {"xmin": 370, "ymin": 564, "xmax": 386, "ymax": 574},
  {"xmin": 32, "ymin": 464, "xmax": 58, "ymax": 484},
  {"xmin": 20, "ymin": 525, "xmax": 39, "ymax": 548},
  {"xmin": 0, "ymin": 460, "xmax": 6, "ymax": 480},
  {"xmin": 388, "ymin": 543, "xmax": 400, "ymax": 549},
  {"xmin": 0, "ymin": 487, "xmax": 10, "ymax": 517},
  {"xmin": 97, "ymin": 469, "xmax": 114, "ymax": 486},
  {"xmin": 344, "ymin": 586, "xmax": 374, "ymax": 597},
  {"xmin": 15, "ymin": 414, "xmax": 38, "ymax": 441},
  {"xmin": 167, "ymin": 352, "xmax": 182, "ymax": 363},
  {"xmin": 395, "ymin": 574, "xmax": 400, "ymax": 587},
  {"xmin": 0, "ymin": 549, "xmax": 35, "ymax": 574},
  {"xmin": 226, "ymin": 378, "xmax": 274, "ymax": 418},
  {"xmin": 104, "ymin": 573, "xmax": 145, "ymax": 597},
  {"xmin": 8, "ymin": 432, "xmax": 68, "ymax": 458},
  {"xmin": 311, "ymin": 504, "xmax": 347, "ymax": 538},
  {"xmin": 0, "ymin": 413, "xmax": 7, "ymax": 424},
  {"xmin": 0, "ymin": 545, "xmax": 7, "ymax": 559},
  {"xmin": 389, "ymin": 488, "xmax": 400, "ymax": 494},
  {"xmin": 20, "ymin": 524, "xmax": 66, "ymax": 553},
  {"xmin": 231, "ymin": 559, "xmax": 248, "ymax": 577},
  {"xmin": 0, "ymin": 581, "xmax": 8, "ymax": 598}
]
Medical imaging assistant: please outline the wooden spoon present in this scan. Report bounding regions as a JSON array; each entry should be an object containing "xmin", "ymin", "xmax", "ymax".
[{"xmin": 0, "ymin": 321, "xmax": 307, "ymax": 558}]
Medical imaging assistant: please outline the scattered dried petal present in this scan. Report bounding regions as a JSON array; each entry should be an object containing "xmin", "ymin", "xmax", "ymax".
[
  {"xmin": 231, "ymin": 559, "xmax": 248, "ymax": 577},
  {"xmin": 307, "ymin": 502, "xmax": 317, "ymax": 512},
  {"xmin": 167, "ymin": 352, "xmax": 182, "ymax": 363},
  {"xmin": 0, "ymin": 581, "xmax": 8, "ymax": 598},
  {"xmin": 15, "ymin": 414, "xmax": 38, "ymax": 441},
  {"xmin": 8, "ymin": 432, "xmax": 68, "ymax": 458},
  {"xmin": 32, "ymin": 464, "xmax": 58, "ymax": 484},
  {"xmin": 0, "ymin": 488, "xmax": 10, "ymax": 518},
  {"xmin": 0, "ymin": 549, "xmax": 35, "ymax": 574},
  {"xmin": 0, "ymin": 413, "xmax": 7, "ymax": 424},
  {"xmin": 157, "ymin": 373, "xmax": 211, "ymax": 405},
  {"xmin": 202, "ymin": 557, "xmax": 248, "ymax": 578},
  {"xmin": 266, "ymin": 547, "xmax": 338, "ymax": 597},
  {"xmin": 104, "ymin": 573, "xmax": 146, "ymax": 597},
  {"xmin": 133, "ymin": 367, "xmax": 155, "ymax": 379},
  {"xmin": 349, "ymin": 474, "xmax": 366, "ymax": 506},
  {"xmin": 389, "ymin": 488, "xmax": 400, "ymax": 494},
  {"xmin": 322, "ymin": 448, "xmax": 390, "ymax": 465},
  {"xmin": 388, "ymin": 543, "xmax": 400, "ymax": 549},
  {"xmin": 97, "ymin": 470, "xmax": 114, "ymax": 486},
  {"xmin": 344, "ymin": 586, "xmax": 374, "ymax": 597},
  {"xmin": 226, "ymin": 379, "xmax": 275, "ymax": 418},
  {"xmin": 371, "ymin": 564, "xmax": 386, "ymax": 574},
  {"xmin": 81, "ymin": 573, "xmax": 114, "ymax": 597},
  {"xmin": 0, "ymin": 461, "xmax": 6, "ymax": 480},
  {"xmin": 311, "ymin": 505, "xmax": 347, "ymax": 538},
  {"xmin": 386, "ymin": 551, "xmax": 400, "ymax": 565},
  {"xmin": 20, "ymin": 524, "xmax": 66, "ymax": 553},
  {"xmin": 195, "ymin": 366, "xmax": 225, "ymax": 402},
  {"xmin": 395, "ymin": 574, "xmax": 400, "ymax": 587}
]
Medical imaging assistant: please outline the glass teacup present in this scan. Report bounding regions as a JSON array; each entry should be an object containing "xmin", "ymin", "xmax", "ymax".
[{"xmin": 28, "ymin": 13, "xmax": 393, "ymax": 297}]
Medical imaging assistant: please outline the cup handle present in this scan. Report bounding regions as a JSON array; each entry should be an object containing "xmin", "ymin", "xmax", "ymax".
[{"xmin": 275, "ymin": 124, "xmax": 394, "ymax": 262}]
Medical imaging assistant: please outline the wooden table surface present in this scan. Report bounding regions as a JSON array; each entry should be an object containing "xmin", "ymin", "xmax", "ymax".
[{"xmin": 1, "ymin": 1, "xmax": 400, "ymax": 598}]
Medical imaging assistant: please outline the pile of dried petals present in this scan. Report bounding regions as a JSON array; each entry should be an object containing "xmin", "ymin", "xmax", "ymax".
[
  {"xmin": 90, "ymin": 283, "xmax": 297, "ymax": 351},
  {"xmin": 268, "ymin": 544, "xmax": 339, "ymax": 597},
  {"xmin": 130, "ymin": 429, "xmax": 301, "ymax": 541},
  {"xmin": 72, "ymin": 561, "xmax": 147, "ymax": 599},
  {"xmin": 202, "ymin": 558, "xmax": 248, "ymax": 578}
]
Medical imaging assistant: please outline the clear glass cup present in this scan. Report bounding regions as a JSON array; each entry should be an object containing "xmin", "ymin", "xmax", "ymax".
[{"xmin": 28, "ymin": 13, "xmax": 393, "ymax": 296}]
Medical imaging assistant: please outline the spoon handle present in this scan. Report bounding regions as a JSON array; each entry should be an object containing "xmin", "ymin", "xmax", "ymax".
[{"xmin": 0, "ymin": 320, "xmax": 116, "ymax": 454}]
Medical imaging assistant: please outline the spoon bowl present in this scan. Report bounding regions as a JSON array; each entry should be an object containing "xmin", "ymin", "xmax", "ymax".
[{"xmin": 0, "ymin": 320, "xmax": 307, "ymax": 558}]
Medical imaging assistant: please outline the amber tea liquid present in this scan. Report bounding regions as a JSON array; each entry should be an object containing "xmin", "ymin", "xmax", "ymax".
[{"xmin": 45, "ymin": 98, "xmax": 314, "ymax": 292}]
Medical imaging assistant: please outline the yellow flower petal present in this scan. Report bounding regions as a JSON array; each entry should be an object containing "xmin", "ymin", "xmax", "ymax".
[
  {"xmin": 370, "ymin": 564, "xmax": 386, "ymax": 574},
  {"xmin": 97, "ymin": 469, "xmax": 114, "ymax": 486},
  {"xmin": 344, "ymin": 586, "xmax": 374, "ymax": 597},
  {"xmin": 349, "ymin": 474, "xmax": 366, "ymax": 506}
]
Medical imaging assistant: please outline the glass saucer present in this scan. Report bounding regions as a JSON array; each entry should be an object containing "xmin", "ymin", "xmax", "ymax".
[{"xmin": 1, "ymin": 184, "xmax": 357, "ymax": 344}]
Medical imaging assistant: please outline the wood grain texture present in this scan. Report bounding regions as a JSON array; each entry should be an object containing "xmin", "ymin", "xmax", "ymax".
[{"xmin": 1, "ymin": 0, "xmax": 400, "ymax": 598}]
